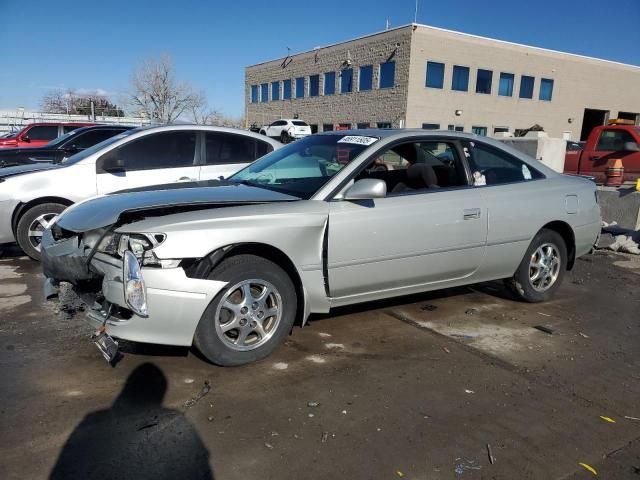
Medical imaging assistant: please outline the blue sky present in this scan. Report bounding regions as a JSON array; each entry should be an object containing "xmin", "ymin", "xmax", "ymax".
[{"xmin": 1, "ymin": 0, "xmax": 638, "ymax": 117}]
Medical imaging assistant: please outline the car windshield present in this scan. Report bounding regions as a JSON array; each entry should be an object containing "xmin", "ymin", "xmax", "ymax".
[
  {"xmin": 45, "ymin": 129, "xmax": 79, "ymax": 147},
  {"xmin": 60, "ymin": 128, "xmax": 142, "ymax": 164},
  {"xmin": 228, "ymin": 134, "xmax": 378, "ymax": 199}
]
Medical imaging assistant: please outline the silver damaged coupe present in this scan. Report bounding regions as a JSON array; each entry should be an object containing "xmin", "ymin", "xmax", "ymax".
[{"xmin": 42, "ymin": 130, "xmax": 601, "ymax": 366}]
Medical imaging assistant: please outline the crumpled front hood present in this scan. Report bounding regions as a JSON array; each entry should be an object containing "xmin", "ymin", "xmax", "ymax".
[
  {"xmin": 56, "ymin": 181, "xmax": 300, "ymax": 232},
  {"xmin": 0, "ymin": 162, "xmax": 60, "ymax": 180}
]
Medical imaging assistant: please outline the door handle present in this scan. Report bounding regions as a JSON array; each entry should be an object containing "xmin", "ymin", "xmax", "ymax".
[{"xmin": 463, "ymin": 208, "xmax": 481, "ymax": 220}]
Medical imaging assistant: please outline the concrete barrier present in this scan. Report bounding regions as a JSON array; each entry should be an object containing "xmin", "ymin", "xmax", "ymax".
[
  {"xmin": 598, "ymin": 186, "xmax": 640, "ymax": 230},
  {"xmin": 494, "ymin": 131, "xmax": 566, "ymax": 173}
]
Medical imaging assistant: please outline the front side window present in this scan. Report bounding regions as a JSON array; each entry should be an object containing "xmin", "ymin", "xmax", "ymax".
[
  {"xmin": 465, "ymin": 141, "xmax": 544, "ymax": 185},
  {"xmin": 539, "ymin": 78, "xmax": 554, "ymax": 101},
  {"xmin": 72, "ymin": 129, "xmax": 125, "ymax": 149},
  {"xmin": 309, "ymin": 75, "xmax": 320, "ymax": 97},
  {"xmin": 100, "ymin": 131, "xmax": 197, "ymax": 172},
  {"xmin": 519, "ymin": 75, "xmax": 535, "ymax": 99},
  {"xmin": 261, "ymin": 83, "xmax": 269, "ymax": 102},
  {"xmin": 26, "ymin": 125, "xmax": 59, "ymax": 141},
  {"xmin": 357, "ymin": 141, "xmax": 468, "ymax": 194},
  {"xmin": 324, "ymin": 72, "xmax": 336, "ymax": 95},
  {"xmin": 379, "ymin": 61, "xmax": 395, "ymax": 89},
  {"xmin": 206, "ymin": 132, "xmax": 272, "ymax": 165},
  {"xmin": 340, "ymin": 68, "xmax": 353, "ymax": 93},
  {"xmin": 295, "ymin": 77, "xmax": 305, "ymax": 98},
  {"xmin": 498, "ymin": 73, "xmax": 514, "ymax": 97},
  {"xmin": 251, "ymin": 85, "xmax": 259, "ymax": 103},
  {"xmin": 452, "ymin": 66, "xmax": 469, "ymax": 91},
  {"xmin": 229, "ymin": 134, "xmax": 374, "ymax": 199},
  {"xmin": 359, "ymin": 65, "xmax": 373, "ymax": 91},
  {"xmin": 426, "ymin": 61, "xmax": 444, "ymax": 88},
  {"xmin": 596, "ymin": 130, "xmax": 636, "ymax": 151},
  {"xmin": 271, "ymin": 81, "xmax": 280, "ymax": 101},
  {"xmin": 476, "ymin": 69, "xmax": 493, "ymax": 94},
  {"xmin": 283, "ymin": 79, "xmax": 292, "ymax": 99}
]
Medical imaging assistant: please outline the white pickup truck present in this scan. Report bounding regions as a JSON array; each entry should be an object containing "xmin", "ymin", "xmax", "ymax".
[{"xmin": 259, "ymin": 119, "xmax": 312, "ymax": 143}]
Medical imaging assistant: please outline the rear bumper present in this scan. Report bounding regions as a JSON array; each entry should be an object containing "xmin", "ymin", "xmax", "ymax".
[{"xmin": 42, "ymin": 230, "xmax": 228, "ymax": 347}]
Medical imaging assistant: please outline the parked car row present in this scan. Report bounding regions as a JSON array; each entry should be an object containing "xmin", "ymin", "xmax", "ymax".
[
  {"xmin": 0, "ymin": 122, "xmax": 96, "ymax": 148},
  {"xmin": 38, "ymin": 129, "xmax": 600, "ymax": 367},
  {"xmin": 0, "ymin": 125, "xmax": 280, "ymax": 259}
]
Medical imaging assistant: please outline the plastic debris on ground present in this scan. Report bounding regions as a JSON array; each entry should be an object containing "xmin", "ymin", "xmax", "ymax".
[
  {"xmin": 455, "ymin": 459, "xmax": 482, "ymax": 475},
  {"xmin": 579, "ymin": 462, "xmax": 597, "ymax": 475},
  {"xmin": 599, "ymin": 415, "xmax": 616, "ymax": 423},
  {"xmin": 600, "ymin": 221, "xmax": 640, "ymax": 254},
  {"xmin": 533, "ymin": 325, "xmax": 554, "ymax": 335}
]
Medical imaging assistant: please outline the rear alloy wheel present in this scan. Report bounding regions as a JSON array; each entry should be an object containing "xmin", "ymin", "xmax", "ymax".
[
  {"xmin": 194, "ymin": 254, "xmax": 296, "ymax": 366},
  {"xmin": 506, "ymin": 228, "xmax": 567, "ymax": 302},
  {"xmin": 16, "ymin": 203, "xmax": 66, "ymax": 261}
]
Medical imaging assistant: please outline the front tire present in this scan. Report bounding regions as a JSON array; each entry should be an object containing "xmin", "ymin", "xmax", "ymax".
[
  {"xmin": 16, "ymin": 202, "xmax": 66, "ymax": 261},
  {"xmin": 194, "ymin": 254, "xmax": 297, "ymax": 366},
  {"xmin": 506, "ymin": 228, "xmax": 567, "ymax": 302}
]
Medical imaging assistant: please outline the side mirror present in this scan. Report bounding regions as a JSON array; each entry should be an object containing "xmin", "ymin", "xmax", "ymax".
[
  {"xmin": 343, "ymin": 179, "xmax": 387, "ymax": 200},
  {"xmin": 21, "ymin": 135, "xmax": 30, "ymax": 143},
  {"xmin": 100, "ymin": 154, "xmax": 125, "ymax": 173},
  {"xmin": 623, "ymin": 141, "xmax": 640, "ymax": 152}
]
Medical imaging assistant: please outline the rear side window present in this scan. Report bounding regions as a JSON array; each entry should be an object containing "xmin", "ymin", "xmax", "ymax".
[
  {"xmin": 596, "ymin": 130, "xmax": 636, "ymax": 151},
  {"xmin": 101, "ymin": 131, "xmax": 197, "ymax": 171},
  {"xmin": 292, "ymin": 121, "xmax": 308, "ymax": 126},
  {"xmin": 205, "ymin": 132, "xmax": 272, "ymax": 165},
  {"xmin": 63, "ymin": 125, "xmax": 83, "ymax": 134},
  {"xmin": 465, "ymin": 141, "xmax": 543, "ymax": 185},
  {"xmin": 71, "ymin": 129, "xmax": 125, "ymax": 149},
  {"xmin": 26, "ymin": 126, "xmax": 59, "ymax": 141}
]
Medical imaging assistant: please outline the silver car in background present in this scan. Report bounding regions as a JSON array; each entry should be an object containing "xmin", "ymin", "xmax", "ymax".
[{"xmin": 42, "ymin": 130, "xmax": 601, "ymax": 366}]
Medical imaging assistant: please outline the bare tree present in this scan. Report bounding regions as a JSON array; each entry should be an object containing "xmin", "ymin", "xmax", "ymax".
[
  {"xmin": 41, "ymin": 89, "xmax": 124, "ymax": 116},
  {"xmin": 130, "ymin": 54, "xmax": 205, "ymax": 123}
]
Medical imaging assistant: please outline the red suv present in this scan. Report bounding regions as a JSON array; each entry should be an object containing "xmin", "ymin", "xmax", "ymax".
[{"xmin": 0, "ymin": 122, "xmax": 96, "ymax": 148}]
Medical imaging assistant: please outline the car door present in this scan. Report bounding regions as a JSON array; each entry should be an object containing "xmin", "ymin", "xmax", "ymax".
[
  {"xmin": 267, "ymin": 120, "xmax": 286, "ymax": 138},
  {"xmin": 96, "ymin": 130, "xmax": 200, "ymax": 193},
  {"xmin": 327, "ymin": 139, "xmax": 487, "ymax": 300},
  {"xmin": 582, "ymin": 129, "xmax": 640, "ymax": 182},
  {"xmin": 200, "ymin": 131, "xmax": 275, "ymax": 180}
]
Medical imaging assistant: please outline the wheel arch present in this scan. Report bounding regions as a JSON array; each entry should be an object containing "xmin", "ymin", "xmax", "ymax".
[
  {"xmin": 185, "ymin": 242, "xmax": 307, "ymax": 326},
  {"xmin": 540, "ymin": 220, "xmax": 576, "ymax": 270},
  {"xmin": 11, "ymin": 196, "xmax": 74, "ymax": 237}
]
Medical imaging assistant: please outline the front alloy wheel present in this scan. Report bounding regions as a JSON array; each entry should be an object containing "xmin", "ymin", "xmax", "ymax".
[{"xmin": 194, "ymin": 254, "xmax": 297, "ymax": 366}]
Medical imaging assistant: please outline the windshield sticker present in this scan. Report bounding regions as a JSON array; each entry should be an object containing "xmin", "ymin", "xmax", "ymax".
[{"xmin": 337, "ymin": 136, "xmax": 379, "ymax": 146}]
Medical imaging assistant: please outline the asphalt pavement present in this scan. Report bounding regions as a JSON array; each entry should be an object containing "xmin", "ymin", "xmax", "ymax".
[{"xmin": 0, "ymin": 246, "xmax": 639, "ymax": 479}]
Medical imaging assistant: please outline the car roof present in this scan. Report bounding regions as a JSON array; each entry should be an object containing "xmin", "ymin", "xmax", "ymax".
[
  {"xmin": 318, "ymin": 128, "xmax": 498, "ymax": 143},
  {"xmin": 132, "ymin": 124, "xmax": 282, "ymax": 142},
  {"xmin": 22, "ymin": 122, "xmax": 96, "ymax": 126},
  {"xmin": 67, "ymin": 125, "xmax": 134, "ymax": 133}
]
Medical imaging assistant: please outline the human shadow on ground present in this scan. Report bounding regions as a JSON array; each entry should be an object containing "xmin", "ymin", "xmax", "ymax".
[{"xmin": 50, "ymin": 363, "xmax": 214, "ymax": 480}]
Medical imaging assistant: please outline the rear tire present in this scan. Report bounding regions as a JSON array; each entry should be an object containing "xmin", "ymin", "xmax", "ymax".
[
  {"xmin": 506, "ymin": 228, "xmax": 567, "ymax": 303},
  {"xmin": 280, "ymin": 131, "xmax": 289, "ymax": 144},
  {"xmin": 194, "ymin": 254, "xmax": 297, "ymax": 366},
  {"xmin": 16, "ymin": 203, "xmax": 66, "ymax": 261}
]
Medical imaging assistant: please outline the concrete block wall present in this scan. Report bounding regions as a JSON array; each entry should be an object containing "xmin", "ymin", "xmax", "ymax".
[
  {"xmin": 495, "ymin": 133, "xmax": 567, "ymax": 172},
  {"xmin": 245, "ymin": 27, "xmax": 412, "ymax": 130}
]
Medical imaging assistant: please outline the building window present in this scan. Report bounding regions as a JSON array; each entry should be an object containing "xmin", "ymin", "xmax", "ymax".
[
  {"xmin": 448, "ymin": 124, "xmax": 464, "ymax": 132},
  {"xmin": 498, "ymin": 73, "xmax": 514, "ymax": 97},
  {"xmin": 322, "ymin": 123, "xmax": 334, "ymax": 132},
  {"xmin": 377, "ymin": 122, "xmax": 391, "ymax": 128},
  {"xmin": 324, "ymin": 72, "xmax": 336, "ymax": 95},
  {"xmin": 260, "ymin": 83, "xmax": 269, "ymax": 102},
  {"xmin": 422, "ymin": 123, "xmax": 440, "ymax": 130},
  {"xmin": 519, "ymin": 75, "xmax": 535, "ymax": 99},
  {"xmin": 295, "ymin": 77, "xmax": 305, "ymax": 98},
  {"xmin": 309, "ymin": 75, "xmax": 320, "ymax": 97},
  {"xmin": 340, "ymin": 68, "xmax": 353, "ymax": 93},
  {"xmin": 250, "ymin": 85, "xmax": 258, "ymax": 103},
  {"xmin": 359, "ymin": 65, "xmax": 373, "ymax": 91},
  {"xmin": 452, "ymin": 66, "xmax": 469, "ymax": 91},
  {"xmin": 357, "ymin": 122, "xmax": 370, "ymax": 129},
  {"xmin": 494, "ymin": 126, "xmax": 509, "ymax": 134},
  {"xmin": 472, "ymin": 126, "xmax": 487, "ymax": 136},
  {"xmin": 271, "ymin": 81, "xmax": 280, "ymax": 101},
  {"xmin": 283, "ymin": 79, "xmax": 292, "ymax": 100},
  {"xmin": 539, "ymin": 78, "xmax": 554, "ymax": 101},
  {"xmin": 379, "ymin": 61, "xmax": 395, "ymax": 88},
  {"xmin": 337, "ymin": 123, "xmax": 352, "ymax": 130},
  {"xmin": 426, "ymin": 61, "xmax": 445, "ymax": 88},
  {"xmin": 476, "ymin": 69, "xmax": 492, "ymax": 94}
]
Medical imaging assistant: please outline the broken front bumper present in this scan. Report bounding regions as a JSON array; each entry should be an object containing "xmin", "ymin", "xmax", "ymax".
[{"xmin": 42, "ymin": 229, "xmax": 228, "ymax": 347}]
